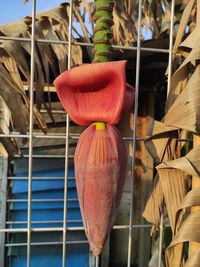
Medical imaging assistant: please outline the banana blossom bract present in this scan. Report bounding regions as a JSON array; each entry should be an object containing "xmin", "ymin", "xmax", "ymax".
[{"xmin": 54, "ymin": 60, "xmax": 135, "ymax": 256}]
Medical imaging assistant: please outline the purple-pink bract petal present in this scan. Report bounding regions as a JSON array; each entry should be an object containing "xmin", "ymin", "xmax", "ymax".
[{"xmin": 75, "ymin": 124, "xmax": 127, "ymax": 256}]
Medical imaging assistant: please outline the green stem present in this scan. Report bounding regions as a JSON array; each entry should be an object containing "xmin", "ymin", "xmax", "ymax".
[{"xmin": 93, "ymin": 0, "xmax": 114, "ymax": 62}]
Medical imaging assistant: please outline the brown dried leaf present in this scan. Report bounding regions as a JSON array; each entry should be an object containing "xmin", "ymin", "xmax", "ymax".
[
  {"xmin": 158, "ymin": 145, "xmax": 200, "ymax": 267},
  {"xmin": 184, "ymin": 249, "xmax": 200, "ymax": 267},
  {"xmin": 36, "ymin": 4, "xmax": 68, "ymax": 23},
  {"xmin": 180, "ymin": 26, "xmax": 200, "ymax": 51},
  {"xmin": 142, "ymin": 174, "xmax": 164, "ymax": 230},
  {"xmin": 0, "ymin": 62, "xmax": 47, "ymax": 134},
  {"xmin": 166, "ymin": 24, "xmax": 200, "ymax": 111},
  {"xmin": 113, "ymin": 0, "xmax": 137, "ymax": 46},
  {"xmin": 160, "ymin": 146, "xmax": 200, "ymax": 178},
  {"xmin": 0, "ymin": 3, "xmax": 83, "ymax": 136},
  {"xmin": 179, "ymin": 187, "xmax": 200, "ymax": 210},
  {"xmin": 0, "ymin": 63, "xmax": 28, "ymax": 133},
  {"xmin": 166, "ymin": 211, "xmax": 200, "ymax": 266},
  {"xmin": 166, "ymin": 186, "xmax": 200, "ymax": 267},
  {"xmin": 0, "ymin": 41, "xmax": 30, "ymax": 82},
  {"xmin": 34, "ymin": 21, "xmax": 56, "ymax": 82},
  {"xmin": 157, "ymin": 166, "xmax": 187, "ymax": 233},
  {"xmin": 0, "ymin": 51, "xmax": 24, "ymax": 90},
  {"xmin": 35, "ymin": 19, "xmax": 68, "ymax": 73},
  {"xmin": 145, "ymin": 119, "xmax": 178, "ymax": 164},
  {"xmin": 0, "ymin": 96, "xmax": 21, "ymax": 155},
  {"xmin": 164, "ymin": 65, "xmax": 200, "ymax": 133},
  {"xmin": 166, "ymin": 244, "xmax": 185, "ymax": 267},
  {"xmin": 0, "ymin": 21, "xmax": 27, "ymax": 36},
  {"xmin": 172, "ymin": 0, "xmax": 196, "ymax": 57},
  {"xmin": 160, "ymin": 6, "xmax": 172, "ymax": 34},
  {"xmin": 143, "ymin": 120, "xmax": 180, "ymax": 236}
]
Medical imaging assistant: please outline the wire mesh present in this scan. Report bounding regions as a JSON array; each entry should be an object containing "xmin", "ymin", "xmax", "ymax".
[
  {"xmin": 127, "ymin": 0, "xmax": 142, "ymax": 265},
  {"xmin": 27, "ymin": 0, "xmax": 36, "ymax": 265},
  {"xmin": 62, "ymin": 0, "xmax": 73, "ymax": 265},
  {"xmin": 0, "ymin": 0, "xmax": 177, "ymax": 266}
]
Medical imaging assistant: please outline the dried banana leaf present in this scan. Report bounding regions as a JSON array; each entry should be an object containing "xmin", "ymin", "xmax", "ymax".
[
  {"xmin": 0, "ymin": 63, "xmax": 28, "ymax": 134},
  {"xmin": 166, "ymin": 37, "xmax": 200, "ymax": 111},
  {"xmin": 0, "ymin": 96, "xmax": 21, "ymax": 155},
  {"xmin": 184, "ymin": 249, "xmax": 200, "ymax": 267},
  {"xmin": 172, "ymin": 0, "xmax": 196, "ymax": 57},
  {"xmin": 145, "ymin": 119, "xmax": 178, "ymax": 164},
  {"xmin": 159, "ymin": 146, "xmax": 200, "ymax": 178},
  {"xmin": 0, "ymin": 41, "xmax": 30, "ymax": 81},
  {"xmin": 158, "ymin": 145, "xmax": 200, "ymax": 267},
  {"xmin": 113, "ymin": 0, "xmax": 137, "ymax": 46},
  {"xmin": 0, "ymin": 3, "xmax": 83, "ymax": 136},
  {"xmin": 0, "ymin": 20, "xmax": 27, "ymax": 36},
  {"xmin": 164, "ymin": 65, "xmax": 200, "ymax": 133},
  {"xmin": 180, "ymin": 26, "xmax": 200, "ymax": 51},
  {"xmin": 157, "ymin": 166, "xmax": 187, "ymax": 233},
  {"xmin": 142, "ymin": 174, "xmax": 164, "ymax": 231},
  {"xmin": 166, "ymin": 211, "xmax": 200, "ymax": 267}
]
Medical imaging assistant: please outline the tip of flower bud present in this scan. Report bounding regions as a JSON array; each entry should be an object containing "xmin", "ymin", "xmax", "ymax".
[{"xmin": 91, "ymin": 243, "xmax": 103, "ymax": 257}]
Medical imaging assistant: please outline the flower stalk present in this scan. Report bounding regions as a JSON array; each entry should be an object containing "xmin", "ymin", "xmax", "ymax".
[{"xmin": 93, "ymin": 0, "xmax": 114, "ymax": 62}]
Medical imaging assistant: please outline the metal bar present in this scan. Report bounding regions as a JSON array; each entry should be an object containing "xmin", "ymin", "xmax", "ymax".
[
  {"xmin": 96, "ymin": 256, "xmax": 100, "ymax": 267},
  {"xmin": 167, "ymin": 0, "xmax": 175, "ymax": 96},
  {"xmin": 14, "ymin": 155, "xmax": 74, "ymax": 159},
  {"xmin": 0, "ymin": 133, "xmax": 68, "ymax": 139},
  {"xmin": 5, "ymin": 222, "xmax": 160, "ymax": 228},
  {"xmin": 7, "ymin": 177, "xmax": 75, "ymax": 180},
  {"xmin": 158, "ymin": 214, "xmax": 164, "ymax": 267},
  {"xmin": 0, "ymin": 35, "xmax": 169, "ymax": 54},
  {"xmin": 0, "ymin": 133, "xmax": 140, "ymax": 139},
  {"xmin": 157, "ymin": 1, "xmax": 175, "ymax": 267},
  {"xmin": 62, "ymin": 1, "xmax": 73, "ymax": 266},
  {"xmin": 6, "ymin": 220, "xmax": 82, "ymax": 225},
  {"xmin": 0, "ymin": 133, "xmax": 29, "ymax": 138},
  {"xmin": 0, "ymin": 224, "xmax": 154, "ymax": 233},
  {"xmin": 40, "ymin": 109, "xmax": 66, "ymax": 114},
  {"xmin": 0, "ymin": 36, "xmax": 32, "ymax": 42},
  {"xmin": 74, "ymin": 41, "xmax": 170, "ymax": 54},
  {"xmin": 139, "ymin": 47, "xmax": 169, "ymax": 54},
  {"xmin": 2, "ymin": 228, "xmax": 64, "ymax": 233},
  {"xmin": 7, "ymin": 198, "xmax": 78, "ymax": 203},
  {"xmin": 27, "ymin": 0, "xmax": 36, "ymax": 266},
  {"xmin": 0, "ymin": 133, "xmax": 135, "ymax": 140},
  {"xmin": 113, "ymin": 224, "xmax": 154, "ymax": 229},
  {"xmin": 5, "ymin": 240, "xmax": 89, "ymax": 247},
  {"xmin": 31, "ymin": 134, "xmax": 77, "ymax": 139},
  {"xmin": 0, "ymin": 132, "xmax": 193, "ymax": 142},
  {"xmin": 0, "ymin": 156, "xmax": 8, "ymax": 267},
  {"xmin": 127, "ymin": 0, "xmax": 143, "ymax": 266}
]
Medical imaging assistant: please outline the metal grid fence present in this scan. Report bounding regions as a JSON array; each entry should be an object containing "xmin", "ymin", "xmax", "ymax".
[{"xmin": 0, "ymin": 0, "xmax": 176, "ymax": 266}]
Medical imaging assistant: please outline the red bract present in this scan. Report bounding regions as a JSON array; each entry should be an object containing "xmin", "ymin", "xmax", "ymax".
[
  {"xmin": 54, "ymin": 60, "xmax": 134, "ymax": 126},
  {"xmin": 75, "ymin": 123, "xmax": 127, "ymax": 256},
  {"xmin": 54, "ymin": 60, "xmax": 135, "ymax": 256}
]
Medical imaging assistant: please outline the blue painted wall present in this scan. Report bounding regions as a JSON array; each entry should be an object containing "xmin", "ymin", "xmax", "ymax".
[{"xmin": 7, "ymin": 164, "xmax": 90, "ymax": 267}]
